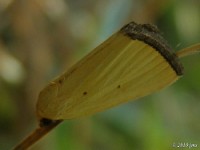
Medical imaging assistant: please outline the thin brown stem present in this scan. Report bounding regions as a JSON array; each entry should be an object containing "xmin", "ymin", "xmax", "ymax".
[
  {"xmin": 176, "ymin": 43, "xmax": 200, "ymax": 58},
  {"xmin": 13, "ymin": 119, "xmax": 63, "ymax": 150}
]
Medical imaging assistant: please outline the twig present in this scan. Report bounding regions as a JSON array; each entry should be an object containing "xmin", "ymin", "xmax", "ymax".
[
  {"xmin": 176, "ymin": 43, "xmax": 200, "ymax": 58},
  {"xmin": 13, "ymin": 119, "xmax": 63, "ymax": 150}
]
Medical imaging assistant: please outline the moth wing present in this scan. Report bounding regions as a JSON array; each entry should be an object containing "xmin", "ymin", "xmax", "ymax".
[{"xmin": 37, "ymin": 32, "xmax": 179, "ymax": 120}]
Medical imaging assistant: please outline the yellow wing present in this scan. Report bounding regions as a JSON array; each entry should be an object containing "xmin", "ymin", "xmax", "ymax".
[{"xmin": 37, "ymin": 22, "xmax": 183, "ymax": 120}]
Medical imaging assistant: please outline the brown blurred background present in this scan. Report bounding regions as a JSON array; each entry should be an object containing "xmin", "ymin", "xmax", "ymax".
[{"xmin": 0, "ymin": 0, "xmax": 200, "ymax": 149}]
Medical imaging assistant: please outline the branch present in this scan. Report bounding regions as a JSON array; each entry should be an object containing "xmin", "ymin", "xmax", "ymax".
[{"xmin": 13, "ymin": 119, "xmax": 63, "ymax": 150}]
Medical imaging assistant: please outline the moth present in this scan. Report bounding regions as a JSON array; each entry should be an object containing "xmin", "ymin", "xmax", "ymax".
[{"xmin": 14, "ymin": 22, "xmax": 200, "ymax": 150}]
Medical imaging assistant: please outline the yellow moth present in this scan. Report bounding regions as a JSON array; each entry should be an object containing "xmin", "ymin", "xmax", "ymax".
[
  {"xmin": 14, "ymin": 22, "xmax": 200, "ymax": 150},
  {"xmin": 37, "ymin": 22, "xmax": 183, "ymax": 120}
]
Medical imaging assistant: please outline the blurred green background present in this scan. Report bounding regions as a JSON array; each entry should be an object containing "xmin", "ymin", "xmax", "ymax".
[{"xmin": 0, "ymin": 0, "xmax": 200, "ymax": 149}]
